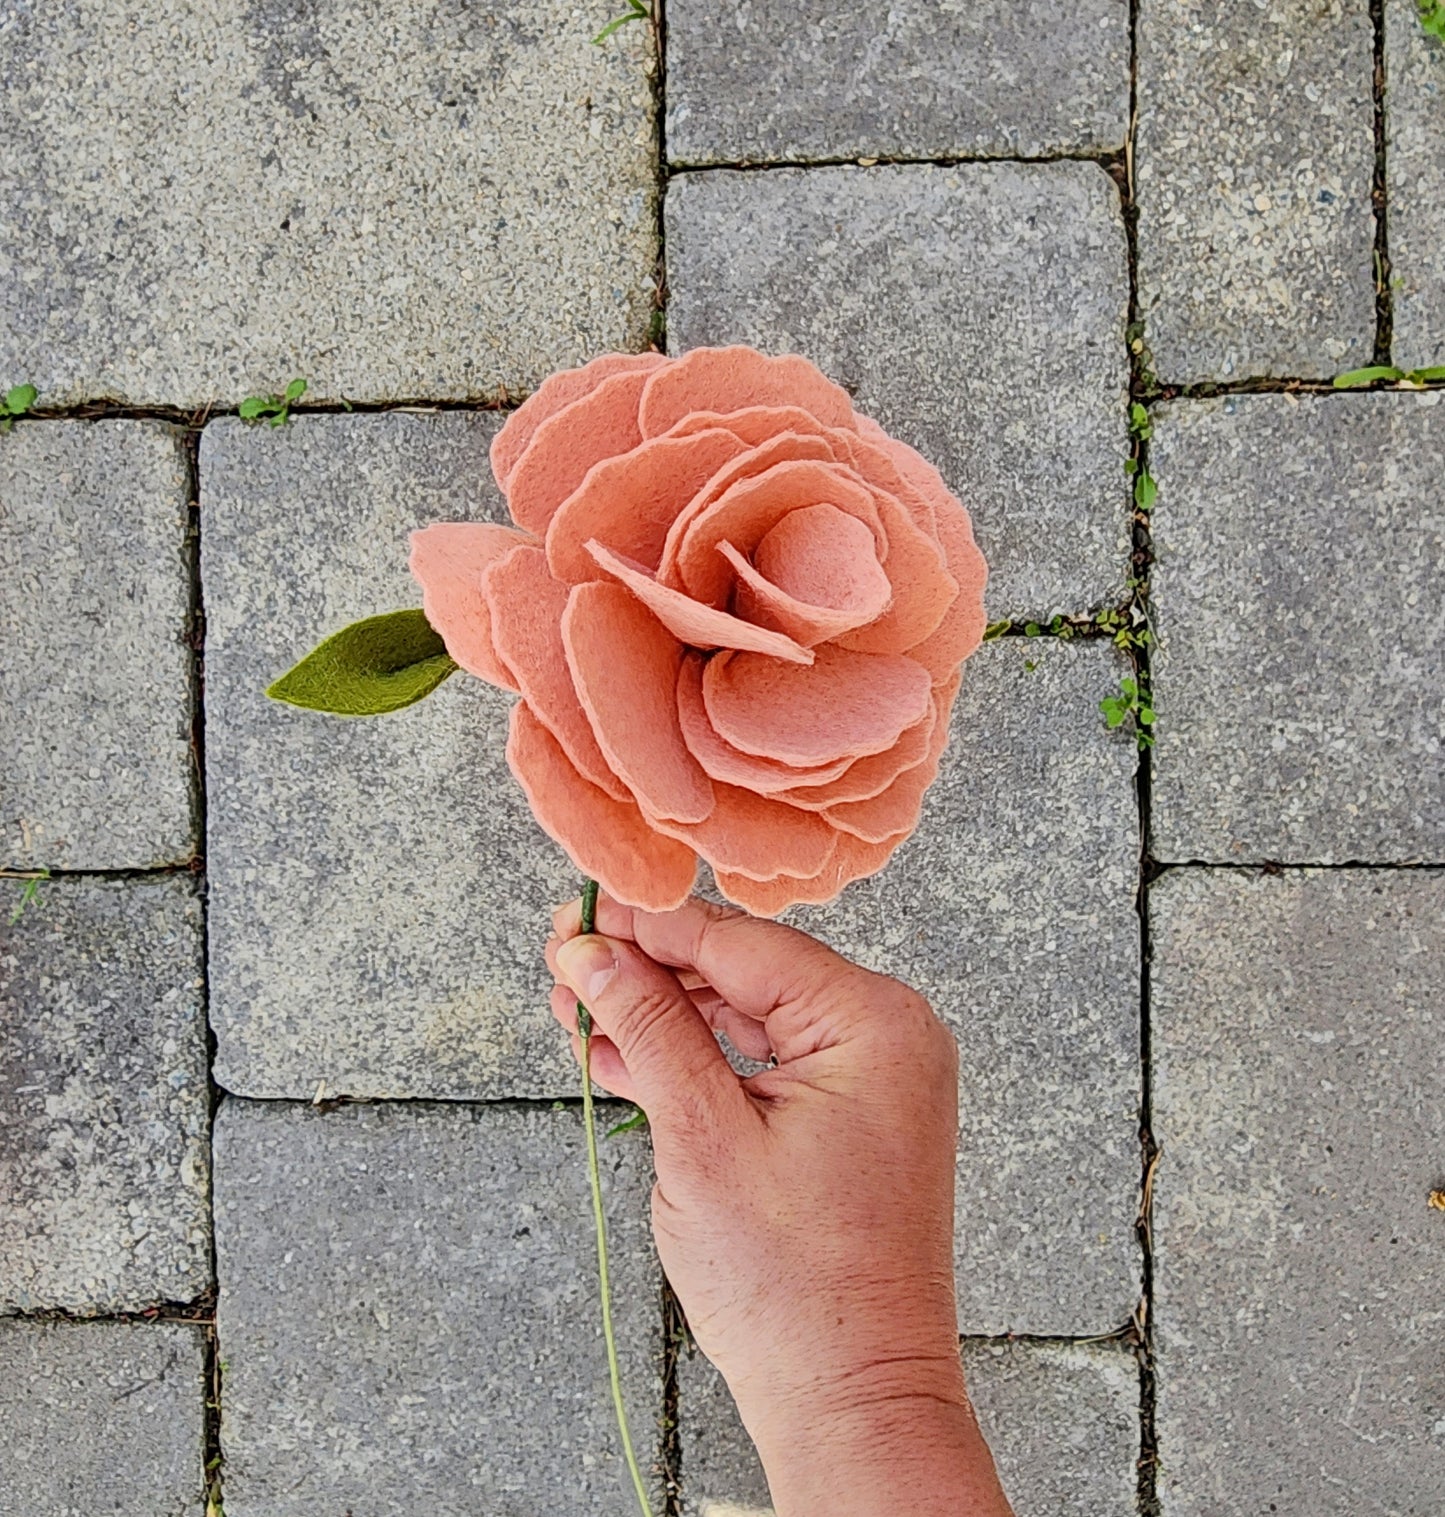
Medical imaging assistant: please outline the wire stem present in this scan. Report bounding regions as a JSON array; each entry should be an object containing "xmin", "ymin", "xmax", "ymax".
[{"xmin": 577, "ymin": 878, "xmax": 654, "ymax": 1516}]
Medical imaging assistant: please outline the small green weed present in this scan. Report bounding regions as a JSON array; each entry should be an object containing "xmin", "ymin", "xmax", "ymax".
[
  {"xmin": 606, "ymin": 1106, "xmax": 648, "ymax": 1138},
  {"xmin": 1333, "ymin": 363, "xmax": 1445, "ymax": 388},
  {"xmin": 1, "ymin": 383, "xmax": 37, "ymax": 433},
  {"xmin": 1100, "ymin": 675, "xmax": 1156, "ymax": 749},
  {"xmin": 594, "ymin": 0, "xmax": 649, "ymax": 44},
  {"xmin": 238, "ymin": 378, "xmax": 307, "ymax": 426},
  {"xmin": 982, "ymin": 620, "xmax": 1011, "ymax": 642},
  {"xmin": 1419, "ymin": 1, "xmax": 1445, "ymax": 43},
  {"xmin": 1125, "ymin": 400, "xmax": 1157, "ymax": 510},
  {"xmin": 9, "ymin": 869, "xmax": 49, "ymax": 926}
]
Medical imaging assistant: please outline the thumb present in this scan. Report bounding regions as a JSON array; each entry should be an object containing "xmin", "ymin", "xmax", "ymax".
[{"xmin": 554, "ymin": 932, "xmax": 748, "ymax": 1130}]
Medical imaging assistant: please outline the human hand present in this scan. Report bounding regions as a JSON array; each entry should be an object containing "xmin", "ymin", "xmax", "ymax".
[{"xmin": 547, "ymin": 893, "xmax": 1012, "ymax": 1517}]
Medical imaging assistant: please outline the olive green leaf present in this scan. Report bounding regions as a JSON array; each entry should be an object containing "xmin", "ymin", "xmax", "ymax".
[{"xmin": 266, "ymin": 608, "xmax": 458, "ymax": 716}]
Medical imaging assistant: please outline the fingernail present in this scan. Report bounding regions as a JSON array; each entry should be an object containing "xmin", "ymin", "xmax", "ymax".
[{"xmin": 555, "ymin": 935, "xmax": 617, "ymax": 1002}]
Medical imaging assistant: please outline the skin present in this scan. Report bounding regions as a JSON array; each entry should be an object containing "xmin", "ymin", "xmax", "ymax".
[{"xmin": 547, "ymin": 892, "xmax": 1014, "ymax": 1517}]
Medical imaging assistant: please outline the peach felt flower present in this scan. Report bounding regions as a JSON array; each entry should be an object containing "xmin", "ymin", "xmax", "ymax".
[{"xmin": 407, "ymin": 347, "xmax": 988, "ymax": 916}]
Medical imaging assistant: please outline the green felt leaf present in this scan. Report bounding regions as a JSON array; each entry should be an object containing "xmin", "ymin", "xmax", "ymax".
[
  {"xmin": 266, "ymin": 609, "xmax": 458, "ymax": 715},
  {"xmin": 1332, "ymin": 365, "xmax": 1404, "ymax": 389}
]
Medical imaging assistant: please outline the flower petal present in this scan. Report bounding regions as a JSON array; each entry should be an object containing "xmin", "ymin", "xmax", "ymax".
[
  {"xmin": 772, "ymin": 702, "xmax": 936, "ymax": 810},
  {"xmin": 831, "ymin": 490, "xmax": 957, "ymax": 655},
  {"xmin": 639, "ymin": 346, "xmax": 855, "ymax": 439},
  {"xmin": 664, "ymin": 404, "xmax": 837, "ymax": 448},
  {"xmin": 506, "ymin": 368, "xmax": 655, "ymax": 536},
  {"xmin": 584, "ymin": 541, "xmax": 813, "ymax": 665},
  {"xmin": 483, "ymin": 545, "xmax": 630, "ymax": 801},
  {"xmin": 562, "ymin": 581, "xmax": 715, "ymax": 825},
  {"xmin": 906, "ymin": 499, "xmax": 989, "ymax": 684},
  {"xmin": 408, "ymin": 521, "xmax": 534, "ymax": 690},
  {"xmin": 490, "ymin": 352, "xmax": 667, "ymax": 493},
  {"xmin": 703, "ymin": 644, "xmax": 932, "ymax": 766},
  {"xmin": 507, "ymin": 703, "xmax": 696, "ymax": 912},
  {"xmin": 546, "ymin": 428, "xmax": 748, "ymax": 583},
  {"xmin": 719, "ymin": 502, "xmax": 893, "ymax": 646},
  {"xmin": 649, "ymin": 782, "xmax": 836, "ymax": 882},
  {"xmin": 713, "ymin": 830, "xmax": 908, "ymax": 917},
  {"xmin": 676, "ymin": 655, "xmax": 855, "ymax": 793}
]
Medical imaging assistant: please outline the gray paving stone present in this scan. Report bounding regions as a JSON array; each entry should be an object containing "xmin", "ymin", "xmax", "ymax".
[
  {"xmin": 792, "ymin": 638, "xmax": 1142, "ymax": 1335},
  {"xmin": 1150, "ymin": 393, "xmax": 1445, "ymax": 864},
  {"xmin": 0, "ymin": 420, "xmax": 195, "ymax": 870},
  {"xmin": 665, "ymin": 0, "xmax": 1129, "ymax": 165},
  {"xmin": 201, "ymin": 412, "xmax": 578, "ymax": 1100},
  {"xmin": 1, "ymin": 877, "xmax": 210, "ymax": 1313},
  {"xmin": 665, "ymin": 164, "xmax": 1132, "ymax": 619},
  {"xmin": 0, "ymin": 1, "xmax": 657, "ymax": 407},
  {"xmin": 1151, "ymin": 869, "xmax": 1445, "ymax": 1515},
  {"xmin": 214, "ymin": 1098, "xmax": 663, "ymax": 1516},
  {"xmin": 0, "ymin": 1320, "xmax": 206, "ymax": 1517},
  {"xmin": 678, "ymin": 1338, "xmax": 1139, "ymax": 1517},
  {"xmin": 1136, "ymin": 0, "xmax": 1377, "ymax": 382},
  {"xmin": 1387, "ymin": 0, "xmax": 1445, "ymax": 369}
]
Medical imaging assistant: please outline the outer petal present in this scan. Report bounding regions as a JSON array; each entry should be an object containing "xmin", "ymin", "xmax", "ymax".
[
  {"xmin": 562, "ymin": 582, "xmax": 715, "ymax": 825},
  {"xmin": 703, "ymin": 645, "xmax": 932, "ymax": 766},
  {"xmin": 506, "ymin": 369, "xmax": 655, "ymax": 536},
  {"xmin": 490, "ymin": 352, "xmax": 667, "ymax": 492},
  {"xmin": 856, "ymin": 414, "xmax": 961, "ymax": 535},
  {"xmin": 584, "ymin": 541, "xmax": 813, "ymax": 665},
  {"xmin": 639, "ymin": 346, "xmax": 856, "ymax": 439},
  {"xmin": 832, "ymin": 428, "xmax": 940, "ymax": 536},
  {"xmin": 507, "ymin": 704, "xmax": 696, "ymax": 912},
  {"xmin": 665, "ymin": 404, "xmax": 836, "ymax": 448},
  {"xmin": 714, "ymin": 830, "xmax": 909, "ymax": 917},
  {"xmin": 408, "ymin": 521, "xmax": 534, "ymax": 690},
  {"xmin": 483, "ymin": 544, "xmax": 630, "ymax": 801},
  {"xmin": 546, "ymin": 428, "xmax": 748, "ymax": 583},
  {"xmin": 906, "ymin": 499, "xmax": 989, "ymax": 684},
  {"xmin": 831, "ymin": 490, "xmax": 957, "ymax": 655},
  {"xmin": 648, "ymin": 782, "xmax": 836, "ymax": 882}
]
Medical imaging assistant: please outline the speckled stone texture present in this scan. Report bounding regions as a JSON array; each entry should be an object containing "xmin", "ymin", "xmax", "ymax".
[
  {"xmin": 0, "ymin": 1321, "xmax": 206, "ymax": 1517},
  {"xmin": 214, "ymin": 1099, "xmax": 663, "ymax": 1516},
  {"xmin": 665, "ymin": 0, "xmax": 1129, "ymax": 165},
  {"xmin": 1150, "ymin": 393, "xmax": 1445, "ymax": 864},
  {"xmin": 793, "ymin": 638, "xmax": 1142, "ymax": 1334},
  {"xmin": 1387, "ymin": 0, "xmax": 1445, "ymax": 369},
  {"xmin": 0, "ymin": 877, "xmax": 211, "ymax": 1313},
  {"xmin": 202, "ymin": 412, "xmax": 577, "ymax": 1100},
  {"xmin": 1151, "ymin": 869, "xmax": 1445, "ymax": 1515},
  {"xmin": 665, "ymin": 164, "xmax": 1131, "ymax": 619},
  {"xmin": 678, "ymin": 1338, "xmax": 1139, "ymax": 1517},
  {"xmin": 1136, "ymin": 0, "xmax": 1376, "ymax": 382},
  {"xmin": 0, "ymin": 420, "xmax": 195, "ymax": 869},
  {"xmin": 0, "ymin": 1, "xmax": 657, "ymax": 407}
]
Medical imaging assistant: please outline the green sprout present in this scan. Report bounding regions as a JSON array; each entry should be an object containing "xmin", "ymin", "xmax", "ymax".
[
  {"xmin": 1333, "ymin": 364, "xmax": 1445, "ymax": 389},
  {"xmin": 238, "ymin": 378, "xmax": 307, "ymax": 426},
  {"xmin": 1, "ymin": 383, "xmax": 37, "ymax": 433},
  {"xmin": 594, "ymin": 0, "xmax": 649, "ymax": 44},
  {"xmin": 9, "ymin": 869, "xmax": 50, "ymax": 926},
  {"xmin": 1100, "ymin": 675, "xmax": 1156, "ymax": 749}
]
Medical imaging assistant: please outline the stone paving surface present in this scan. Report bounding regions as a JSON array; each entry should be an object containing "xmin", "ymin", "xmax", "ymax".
[
  {"xmin": 214, "ymin": 1098, "xmax": 663, "ymax": 1516},
  {"xmin": 0, "ymin": 1, "xmax": 658, "ymax": 407},
  {"xmin": 666, "ymin": 163, "xmax": 1131, "ymax": 619},
  {"xmin": 1151, "ymin": 869, "xmax": 1445, "ymax": 1515},
  {"xmin": 679, "ymin": 1339, "xmax": 1139, "ymax": 1517},
  {"xmin": 1, "ymin": 877, "xmax": 210, "ymax": 1313},
  {"xmin": 1387, "ymin": 0, "xmax": 1445, "ymax": 369},
  {"xmin": 0, "ymin": 1320, "xmax": 207, "ymax": 1517},
  {"xmin": 0, "ymin": 420, "xmax": 195, "ymax": 870},
  {"xmin": 1149, "ymin": 393, "xmax": 1445, "ymax": 863},
  {"xmin": 1136, "ymin": 0, "xmax": 1376, "ymax": 382},
  {"xmin": 665, "ymin": 0, "xmax": 1130, "ymax": 165}
]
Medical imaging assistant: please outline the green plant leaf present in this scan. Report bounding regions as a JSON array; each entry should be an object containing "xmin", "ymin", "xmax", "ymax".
[
  {"xmin": 1406, "ymin": 364, "xmax": 1445, "ymax": 382},
  {"xmin": 5, "ymin": 383, "xmax": 38, "ymax": 414},
  {"xmin": 1332, "ymin": 365, "xmax": 1404, "ymax": 389},
  {"xmin": 284, "ymin": 377, "xmax": 308, "ymax": 401},
  {"xmin": 238, "ymin": 396, "xmax": 269, "ymax": 419},
  {"xmin": 606, "ymin": 1107, "xmax": 649, "ymax": 1138},
  {"xmin": 1134, "ymin": 470, "xmax": 1158, "ymax": 511},
  {"xmin": 982, "ymin": 620, "xmax": 1011, "ymax": 641},
  {"xmin": 266, "ymin": 609, "xmax": 458, "ymax": 715}
]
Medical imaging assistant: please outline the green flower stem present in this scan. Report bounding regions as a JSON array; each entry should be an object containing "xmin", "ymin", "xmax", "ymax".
[{"xmin": 577, "ymin": 877, "xmax": 654, "ymax": 1516}]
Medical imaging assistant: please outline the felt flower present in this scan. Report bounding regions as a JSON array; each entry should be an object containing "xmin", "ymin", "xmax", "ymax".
[{"xmin": 405, "ymin": 347, "xmax": 987, "ymax": 915}]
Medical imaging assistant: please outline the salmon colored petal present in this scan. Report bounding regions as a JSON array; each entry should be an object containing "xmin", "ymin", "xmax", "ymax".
[
  {"xmin": 833, "ymin": 429, "xmax": 939, "ymax": 536},
  {"xmin": 506, "ymin": 704, "xmax": 696, "ymax": 912},
  {"xmin": 562, "ymin": 582, "xmax": 714, "ymax": 825},
  {"xmin": 713, "ymin": 831, "xmax": 907, "ymax": 917},
  {"xmin": 490, "ymin": 352, "xmax": 667, "ymax": 493},
  {"xmin": 584, "ymin": 541, "xmax": 813, "ymax": 665},
  {"xmin": 856, "ymin": 414, "xmax": 957, "ymax": 530},
  {"xmin": 703, "ymin": 645, "xmax": 932, "ymax": 766},
  {"xmin": 408, "ymin": 521, "xmax": 535, "ymax": 691},
  {"xmin": 546, "ymin": 428, "xmax": 749, "ymax": 583},
  {"xmin": 772, "ymin": 701, "xmax": 936, "ymax": 810},
  {"xmin": 832, "ymin": 490, "xmax": 957, "ymax": 656},
  {"xmin": 639, "ymin": 346, "xmax": 856, "ymax": 439},
  {"xmin": 671, "ymin": 459, "xmax": 883, "ymax": 608},
  {"xmin": 907, "ymin": 500, "xmax": 989, "ymax": 684},
  {"xmin": 648, "ymin": 783, "xmax": 835, "ymax": 882},
  {"xmin": 720, "ymin": 503, "xmax": 893, "ymax": 646},
  {"xmin": 676, "ymin": 655, "xmax": 855, "ymax": 793},
  {"xmin": 656, "ymin": 432, "xmax": 843, "ymax": 589},
  {"xmin": 505, "ymin": 369, "xmax": 654, "ymax": 536},
  {"xmin": 482, "ymin": 545, "xmax": 630, "ymax": 802},
  {"xmin": 665, "ymin": 404, "xmax": 837, "ymax": 448},
  {"xmin": 824, "ymin": 677, "xmax": 960, "ymax": 843}
]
